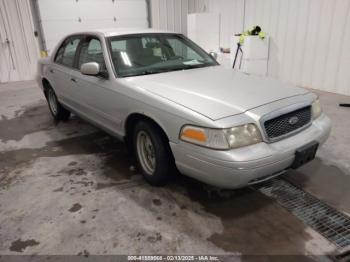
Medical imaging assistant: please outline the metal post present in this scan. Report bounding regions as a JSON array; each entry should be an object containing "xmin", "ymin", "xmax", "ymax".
[
  {"xmin": 29, "ymin": 0, "xmax": 47, "ymax": 53},
  {"xmin": 232, "ymin": 42, "xmax": 243, "ymax": 69},
  {"xmin": 145, "ymin": 0, "xmax": 152, "ymax": 28},
  {"xmin": 242, "ymin": 0, "xmax": 246, "ymax": 32}
]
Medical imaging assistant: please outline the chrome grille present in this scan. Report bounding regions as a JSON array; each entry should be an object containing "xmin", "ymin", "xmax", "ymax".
[{"xmin": 264, "ymin": 106, "xmax": 312, "ymax": 139}]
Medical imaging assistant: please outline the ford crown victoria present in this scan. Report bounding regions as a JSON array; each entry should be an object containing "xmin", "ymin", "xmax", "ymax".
[{"xmin": 37, "ymin": 29, "xmax": 331, "ymax": 188}]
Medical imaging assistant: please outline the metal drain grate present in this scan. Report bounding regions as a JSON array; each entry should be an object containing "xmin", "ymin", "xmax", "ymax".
[{"xmin": 254, "ymin": 178, "xmax": 350, "ymax": 248}]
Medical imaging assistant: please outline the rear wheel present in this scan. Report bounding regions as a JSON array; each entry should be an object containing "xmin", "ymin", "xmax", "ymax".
[
  {"xmin": 46, "ymin": 86, "xmax": 71, "ymax": 121},
  {"xmin": 133, "ymin": 121, "xmax": 174, "ymax": 186}
]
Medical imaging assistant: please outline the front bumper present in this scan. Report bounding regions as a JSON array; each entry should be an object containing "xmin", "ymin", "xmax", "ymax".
[{"xmin": 170, "ymin": 114, "xmax": 331, "ymax": 188}]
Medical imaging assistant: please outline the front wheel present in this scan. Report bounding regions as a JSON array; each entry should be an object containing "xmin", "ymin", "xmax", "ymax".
[
  {"xmin": 46, "ymin": 87, "xmax": 71, "ymax": 121},
  {"xmin": 133, "ymin": 121, "xmax": 174, "ymax": 186}
]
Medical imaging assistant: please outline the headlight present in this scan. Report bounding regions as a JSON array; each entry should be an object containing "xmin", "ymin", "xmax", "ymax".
[
  {"xmin": 224, "ymin": 123, "xmax": 263, "ymax": 148},
  {"xmin": 180, "ymin": 124, "xmax": 262, "ymax": 150},
  {"xmin": 312, "ymin": 99, "xmax": 322, "ymax": 119}
]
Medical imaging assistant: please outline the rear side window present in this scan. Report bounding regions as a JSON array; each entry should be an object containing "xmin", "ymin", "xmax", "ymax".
[{"xmin": 55, "ymin": 36, "xmax": 81, "ymax": 67}]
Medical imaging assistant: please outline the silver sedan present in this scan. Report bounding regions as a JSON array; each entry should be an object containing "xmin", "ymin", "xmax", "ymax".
[{"xmin": 37, "ymin": 29, "xmax": 331, "ymax": 188}]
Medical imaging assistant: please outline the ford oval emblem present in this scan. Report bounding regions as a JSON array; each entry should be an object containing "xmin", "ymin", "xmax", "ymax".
[{"xmin": 289, "ymin": 116, "xmax": 299, "ymax": 125}]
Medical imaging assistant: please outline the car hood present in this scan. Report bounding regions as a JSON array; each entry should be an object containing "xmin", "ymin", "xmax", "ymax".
[{"xmin": 127, "ymin": 66, "xmax": 309, "ymax": 120}]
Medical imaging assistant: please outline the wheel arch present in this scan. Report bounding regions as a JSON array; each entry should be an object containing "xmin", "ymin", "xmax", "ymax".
[
  {"xmin": 124, "ymin": 113, "xmax": 171, "ymax": 150},
  {"xmin": 41, "ymin": 78, "xmax": 52, "ymax": 97}
]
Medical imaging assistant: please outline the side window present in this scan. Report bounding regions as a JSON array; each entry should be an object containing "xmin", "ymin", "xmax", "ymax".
[
  {"xmin": 55, "ymin": 37, "xmax": 81, "ymax": 67},
  {"xmin": 78, "ymin": 38, "xmax": 106, "ymax": 70}
]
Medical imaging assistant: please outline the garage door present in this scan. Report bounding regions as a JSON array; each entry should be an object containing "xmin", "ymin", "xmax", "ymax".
[{"xmin": 37, "ymin": 0, "xmax": 148, "ymax": 53}]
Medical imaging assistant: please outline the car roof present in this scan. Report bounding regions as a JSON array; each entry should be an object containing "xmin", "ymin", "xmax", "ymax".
[{"xmin": 77, "ymin": 28, "xmax": 178, "ymax": 37}]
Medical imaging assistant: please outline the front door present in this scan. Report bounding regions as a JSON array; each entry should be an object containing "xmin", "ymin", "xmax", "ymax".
[
  {"xmin": 49, "ymin": 35, "xmax": 82, "ymax": 111},
  {"xmin": 70, "ymin": 36, "xmax": 123, "ymax": 132}
]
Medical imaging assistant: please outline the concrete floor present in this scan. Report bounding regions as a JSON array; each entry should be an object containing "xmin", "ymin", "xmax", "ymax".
[{"xmin": 0, "ymin": 80, "xmax": 349, "ymax": 260}]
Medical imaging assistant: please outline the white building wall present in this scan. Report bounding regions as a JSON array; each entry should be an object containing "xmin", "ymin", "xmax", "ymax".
[
  {"xmin": 244, "ymin": 0, "xmax": 350, "ymax": 96},
  {"xmin": 206, "ymin": 0, "xmax": 244, "ymax": 48},
  {"xmin": 0, "ymin": 0, "xmax": 40, "ymax": 83},
  {"xmin": 149, "ymin": 0, "xmax": 243, "ymax": 42},
  {"xmin": 149, "ymin": 0, "xmax": 210, "ymax": 35},
  {"xmin": 150, "ymin": 0, "xmax": 350, "ymax": 95}
]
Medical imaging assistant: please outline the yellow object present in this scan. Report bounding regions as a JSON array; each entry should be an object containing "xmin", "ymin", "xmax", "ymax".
[
  {"xmin": 238, "ymin": 26, "xmax": 266, "ymax": 44},
  {"xmin": 239, "ymin": 35, "xmax": 245, "ymax": 44},
  {"xmin": 40, "ymin": 50, "xmax": 48, "ymax": 57},
  {"xmin": 258, "ymin": 31, "xmax": 266, "ymax": 39},
  {"xmin": 239, "ymin": 31, "xmax": 249, "ymax": 44}
]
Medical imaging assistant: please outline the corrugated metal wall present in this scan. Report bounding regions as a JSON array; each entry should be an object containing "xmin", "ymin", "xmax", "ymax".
[
  {"xmin": 150, "ymin": 0, "xmax": 350, "ymax": 95},
  {"xmin": 149, "ymin": 0, "xmax": 209, "ymax": 35},
  {"xmin": 149, "ymin": 0, "xmax": 242, "ymax": 41},
  {"xmin": 0, "ymin": 0, "xmax": 40, "ymax": 83},
  {"xmin": 244, "ymin": 0, "xmax": 350, "ymax": 96}
]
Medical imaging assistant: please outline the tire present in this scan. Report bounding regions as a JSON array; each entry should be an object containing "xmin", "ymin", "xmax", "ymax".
[
  {"xmin": 45, "ymin": 86, "xmax": 71, "ymax": 121},
  {"xmin": 133, "ymin": 120, "xmax": 174, "ymax": 186}
]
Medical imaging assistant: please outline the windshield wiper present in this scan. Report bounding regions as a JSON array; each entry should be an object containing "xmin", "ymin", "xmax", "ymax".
[
  {"xmin": 182, "ymin": 64, "xmax": 207, "ymax": 69},
  {"xmin": 122, "ymin": 69, "xmax": 165, "ymax": 77},
  {"xmin": 122, "ymin": 64, "xmax": 214, "ymax": 77},
  {"xmin": 129, "ymin": 67, "xmax": 189, "ymax": 76}
]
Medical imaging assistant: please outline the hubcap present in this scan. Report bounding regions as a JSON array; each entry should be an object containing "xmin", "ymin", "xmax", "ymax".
[
  {"xmin": 48, "ymin": 89, "xmax": 58, "ymax": 116},
  {"xmin": 136, "ymin": 131, "xmax": 156, "ymax": 175}
]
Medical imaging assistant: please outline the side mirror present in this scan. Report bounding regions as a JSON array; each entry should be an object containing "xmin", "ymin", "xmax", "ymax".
[
  {"xmin": 80, "ymin": 62, "xmax": 100, "ymax": 76},
  {"xmin": 209, "ymin": 51, "xmax": 218, "ymax": 60}
]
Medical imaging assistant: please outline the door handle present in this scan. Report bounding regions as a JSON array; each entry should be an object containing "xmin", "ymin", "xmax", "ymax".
[{"xmin": 70, "ymin": 78, "xmax": 77, "ymax": 83}]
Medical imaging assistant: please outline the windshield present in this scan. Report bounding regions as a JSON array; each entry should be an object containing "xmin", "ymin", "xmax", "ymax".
[{"xmin": 107, "ymin": 33, "xmax": 218, "ymax": 77}]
